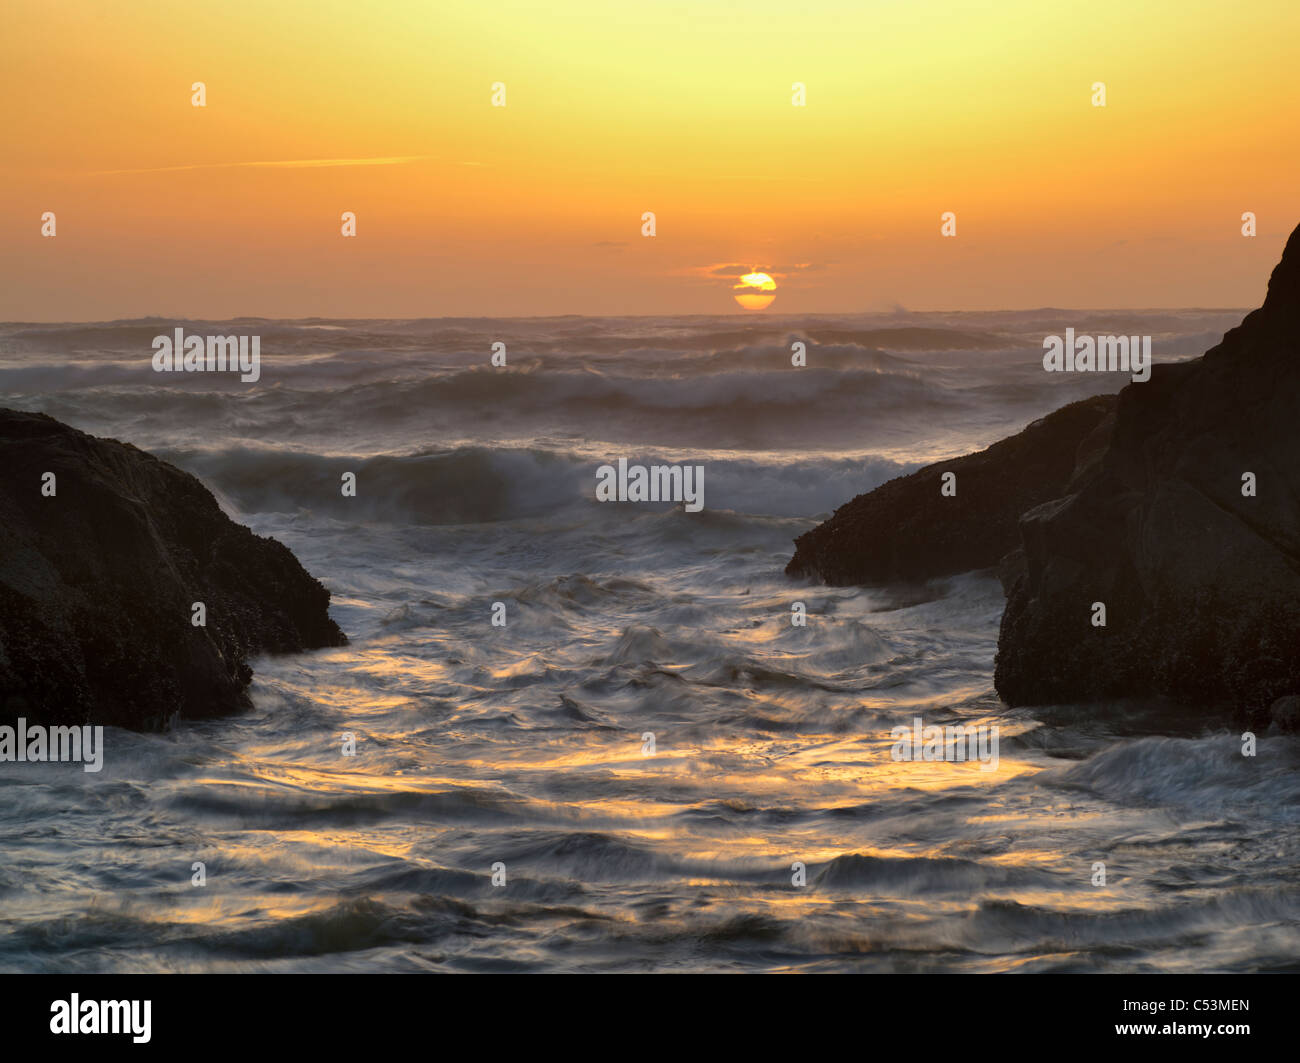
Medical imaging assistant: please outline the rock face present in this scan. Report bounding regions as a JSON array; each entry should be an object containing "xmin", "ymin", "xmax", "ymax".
[
  {"xmin": 785, "ymin": 394, "xmax": 1117, "ymax": 585},
  {"xmin": 995, "ymin": 224, "xmax": 1300, "ymax": 721},
  {"xmin": 0, "ymin": 410, "xmax": 347, "ymax": 731}
]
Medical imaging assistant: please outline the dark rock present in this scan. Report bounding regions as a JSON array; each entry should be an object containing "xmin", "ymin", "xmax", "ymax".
[
  {"xmin": 785, "ymin": 394, "xmax": 1117, "ymax": 585},
  {"xmin": 1269, "ymin": 696, "xmax": 1300, "ymax": 734},
  {"xmin": 995, "ymin": 224, "xmax": 1300, "ymax": 722},
  {"xmin": 0, "ymin": 410, "xmax": 347, "ymax": 731}
]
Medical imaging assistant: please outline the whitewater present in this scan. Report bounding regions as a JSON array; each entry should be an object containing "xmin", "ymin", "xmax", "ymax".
[{"xmin": 1, "ymin": 310, "xmax": 1297, "ymax": 972}]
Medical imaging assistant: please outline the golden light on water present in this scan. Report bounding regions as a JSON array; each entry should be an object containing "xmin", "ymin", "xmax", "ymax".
[{"xmin": 733, "ymin": 272, "xmax": 777, "ymax": 310}]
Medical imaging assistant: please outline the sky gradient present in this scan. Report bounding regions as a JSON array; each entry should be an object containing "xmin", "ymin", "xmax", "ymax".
[{"xmin": 2, "ymin": 0, "xmax": 1297, "ymax": 319}]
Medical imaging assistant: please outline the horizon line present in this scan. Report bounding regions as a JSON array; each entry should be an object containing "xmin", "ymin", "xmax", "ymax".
[{"xmin": 0, "ymin": 306, "xmax": 1254, "ymax": 327}]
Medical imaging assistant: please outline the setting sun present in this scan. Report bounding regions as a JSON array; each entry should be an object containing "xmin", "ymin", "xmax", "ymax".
[{"xmin": 733, "ymin": 272, "xmax": 777, "ymax": 310}]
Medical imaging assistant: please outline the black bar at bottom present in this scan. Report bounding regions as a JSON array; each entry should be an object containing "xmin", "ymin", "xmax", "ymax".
[{"xmin": 0, "ymin": 972, "xmax": 1288, "ymax": 1051}]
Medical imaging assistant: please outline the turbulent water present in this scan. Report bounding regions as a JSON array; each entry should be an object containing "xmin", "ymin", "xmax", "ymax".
[{"xmin": 2, "ymin": 310, "xmax": 1298, "ymax": 973}]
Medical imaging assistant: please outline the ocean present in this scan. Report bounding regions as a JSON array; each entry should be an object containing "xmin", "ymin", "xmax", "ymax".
[{"xmin": 2, "ymin": 310, "xmax": 1297, "ymax": 972}]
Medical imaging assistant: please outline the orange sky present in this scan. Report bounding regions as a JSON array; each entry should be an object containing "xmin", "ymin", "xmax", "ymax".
[{"xmin": 2, "ymin": 0, "xmax": 1296, "ymax": 319}]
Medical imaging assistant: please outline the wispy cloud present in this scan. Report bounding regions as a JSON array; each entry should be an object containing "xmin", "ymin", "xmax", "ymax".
[{"xmin": 88, "ymin": 155, "xmax": 438, "ymax": 176}]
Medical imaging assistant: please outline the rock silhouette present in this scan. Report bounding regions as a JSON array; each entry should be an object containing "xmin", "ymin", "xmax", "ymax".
[
  {"xmin": 996, "ymin": 225, "xmax": 1300, "ymax": 722},
  {"xmin": 0, "ymin": 410, "xmax": 347, "ymax": 731},
  {"xmin": 789, "ymin": 223, "xmax": 1300, "ymax": 724},
  {"xmin": 785, "ymin": 394, "xmax": 1116, "ymax": 585}
]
